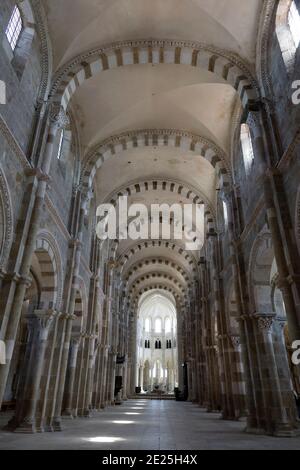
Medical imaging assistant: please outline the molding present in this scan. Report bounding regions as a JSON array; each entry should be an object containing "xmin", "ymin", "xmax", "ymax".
[
  {"xmin": 30, "ymin": 0, "xmax": 53, "ymax": 101},
  {"xmin": 118, "ymin": 240, "xmax": 199, "ymax": 274},
  {"xmin": 0, "ymin": 168, "xmax": 13, "ymax": 270},
  {"xmin": 80, "ymin": 254, "xmax": 93, "ymax": 278},
  {"xmin": 247, "ymin": 225, "xmax": 273, "ymax": 312},
  {"xmin": 35, "ymin": 229, "xmax": 64, "ymax": 309},
  {"xmin": 239, "ymin": 196, "xmax": 265, "ymax": 243},
  {"xmin": 102, "ymin": 175, "xmax": 217, "ymax": 219},
  {"xmin": 123, "ymin": 257, "xmax": 192, "ymax": 283},
  {"xmin": 49, "ymin": 39, "xmax": 259, "ymax": 129},
  {"xmin": 44, "ymin": 194, "xmax": 71, "ymax": 240},
  {"xmin": 277, "ymin": 128, "xmax": 300, "ymax": 170},
  {"xmin": 256, "ymin": 0, "xmax": 277, "ymax": 98},
  {"xmin": 0, "ymin": 114, "xmax": 31, "ymax": 169}
]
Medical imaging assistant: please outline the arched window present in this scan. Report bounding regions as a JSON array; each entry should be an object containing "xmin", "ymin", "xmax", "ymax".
[
  {"xmin": 276, "ymin": 0, "xmax": 300, "ymax": 71},
  {"xmin": 155, "ymin": 318, "xmax": 162, "ymax": 334},
  {"xmin": 57, "ymin": 129, "xmax": 64, "ymax": 160},
  {"xmin": 5, "ymin": 6, "xmax": 23, "ymax": 52},
  {"xmin": 222, "ymin": 201, "xmax": 228, "ymax": 229},
  {"xmin": 165, "ymin": 317, "xmax": 171, "ymax": 333},
  {"xmin": 145, "ymin": 318, "xmax": 151, "ymax": 333},
  {"xmin": 241, "ymin": 124, "xmax": 254, "ymax": 173},
  {"xmin": 288, "ymin": 1, "xmax": 300, "ymax": 47}
]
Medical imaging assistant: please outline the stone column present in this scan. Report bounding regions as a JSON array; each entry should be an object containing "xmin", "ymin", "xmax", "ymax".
[
  {"xmin": 229, "ymin": 335, "xmax": 247, "ymax": 419},
  {"xmin": 251, "ymin": 109, "xmax": 300, "ymax": 343},
  {"xmin": 94, "ymin": 345, "xmax": 106, "ymax": 410},
  {"xmin": 51, "ymin": 196, "xmax": 88, "ymax": 429},
  {"xmin": 39, "ymin": 312, "xmax": 62, "ymax": 431},
  {"xmin": 276, "ymin": 318, "xmax": 299, "ymax": 428},
  {"xmin": 99, "ymin": 347, "xmax": 109, "ymax": 408},
  {"xmin": 71, "ymin": 333, "xmax": 85, "ymax": 417},
  {"xmin": 51, "ymin": 313, "xmax": 75, "ymax": 430},
  {"xmin": 140, "ymin": 365, "xmax": 144, "ymax": 391},
  {"xmin": 0, "ymin": 104, "xmax": 69, "ymax": 409},
  {"xmin": 254, "ymin": 314, "xmax": 297, "ymax": 436},
  {"xmin": 62, "ymin": 336, "xmax": 81, "ymax": 417},
  {"xmin": 224, "ymin": 190, "xmax": 259, "ymax": 428},
  {"xmin": 8, "ymin": 310, "xmax": 56, "ymax": 433},
  {"xmin": 122, "ymin": 356, "xmax": 128, "ymax": 400}
]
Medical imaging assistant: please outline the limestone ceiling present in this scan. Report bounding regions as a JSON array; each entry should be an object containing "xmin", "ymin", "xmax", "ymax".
[
  {"xmin": 94, "ymin": 147, "xmax": 217, "ymax": 206},
  {"xmin": 43, "ymin": 0, "xmax": 263, "ymax": 304},
  {"xmin": 138, "ymin": 292, "xmax": 176, "ymax": 321},
  {"xmin": 118, "ymin": 242, "xmax": 199, "ymax": 277},
  {"xmin": 139, "ymin": 290, "xmax": 176, "ymax": 310},
  {"xmin": 72, "ymin": 64, "xmax": 235, "ymax": 152},
  {"xmin": 43, "ymin": 0, "xmax": 263, "ymax": 69}
]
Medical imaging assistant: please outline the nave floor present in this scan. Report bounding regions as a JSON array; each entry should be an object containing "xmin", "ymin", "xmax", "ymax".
[{"xmin": 0, "ymin": 400, "xmax": 300, "ymax": 450}]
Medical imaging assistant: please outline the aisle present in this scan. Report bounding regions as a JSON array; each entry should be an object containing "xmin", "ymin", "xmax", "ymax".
[{"xmin": 0, "ymin": 400, "xmax": 300, "ymax": 450}]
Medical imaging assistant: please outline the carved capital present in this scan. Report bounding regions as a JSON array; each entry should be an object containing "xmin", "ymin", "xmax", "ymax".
[
  {"xmin": 27, "ymin": 309, "xmax": 58, "ymax": 334},
  {"xmin": 49, "ymin": 103, "xmax": 69, "ymax": 131},
  {"xmin": 230, "ymin": 335, "xmax": 241, "ymax": 350},
  {"xmin": 71, "ymin": 335, "xmax": 81, "ymax": 347},
  {"xmin": 255, "ymin": 314, "xmax": 275, "ymax": 331}
]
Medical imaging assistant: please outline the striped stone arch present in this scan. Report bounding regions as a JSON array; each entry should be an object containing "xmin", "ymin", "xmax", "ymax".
[
  {"xmin": 50, "ymin": 39, "xmax": 258, "ymax": 112},
  {"xmin": 0, "ymin": 168, "xmax": 13, "ymax": 270},
  {"xmin": 105, "ymin": 176, "xmax": 214, "ymax": 263},
  {"xmin": 128, "ymin": 284, "xmax": 187, "ymax": 317},
  {"xmin": 123, "ymin": 257, "xmax": 191, "ymax": 284},
  {"xmin": 127, "ymin": 272, "xmax": 187, "ymax": 297},
  {"xmin": 34, "ymin": 232, "xmax": 64, "ymax": 310},
  {"xmin": 73, "ymin": 275, "xmax": 88, "ymax": 334},
  {"xmin": 117, "ymin": 240, "xmax": 199, "ymax": 274},
  {"xmin": 204, "ymin": 206, "xmax": 217, "ymax": 236},
  {"xmin": 247, "ymin": 225, "xmax": 274, "ymax": 313},
  {"xmin": 81, "ymin": 129, "xmax": 231, "ymax": 198},
  {"xmin": 129, "ymin": 286, "xmax": 187, "ymax": 314},
  {"xmin": 125, "ymin": 271, "xmax": 189, "ymax": 297},
  {"xmin": 105, "ymin": 177, "xmax": 213, "ymax": 208}
]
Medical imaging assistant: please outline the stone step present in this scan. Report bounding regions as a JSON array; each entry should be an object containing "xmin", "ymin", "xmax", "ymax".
[{"xmin": 130, "ymin": 394, "xmax": 175, "ymax": 401}]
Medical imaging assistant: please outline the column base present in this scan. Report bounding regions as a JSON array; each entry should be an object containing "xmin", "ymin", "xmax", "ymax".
[
  {"xmin": 207, "ymin": 408, "xmax": 221, "ymax": 414},
  {"xmin": 41, "ymin": 419, "xmax": 55, "ymax": 433},
  {"xmin": 82, "ymin": 409, "xmax": 93, "ymax": 418},
  {"xmin": 244, "ymin": 426, "xmax": 266, "ymax": 435},
  {"xmin": 3, "ymin": 416, "xmax": 36, "ymax": 434},
  {"xmin": 51, "ymin": 417, "xmax": 63, "ymax": 432},
  {"xmin": 274, "ymin": 423, "xmax": 300, "ymax": 438},
  {"xmin": 62, "ymin": 409, "xmax": 74, "ymax": 419},
  {"xmin": 13, "ymin": 419, "xmax": 37, "ymax": 434},
  {"xmin": 221, "ymin": 412, "xmax": 240, "ymax": 422}
]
